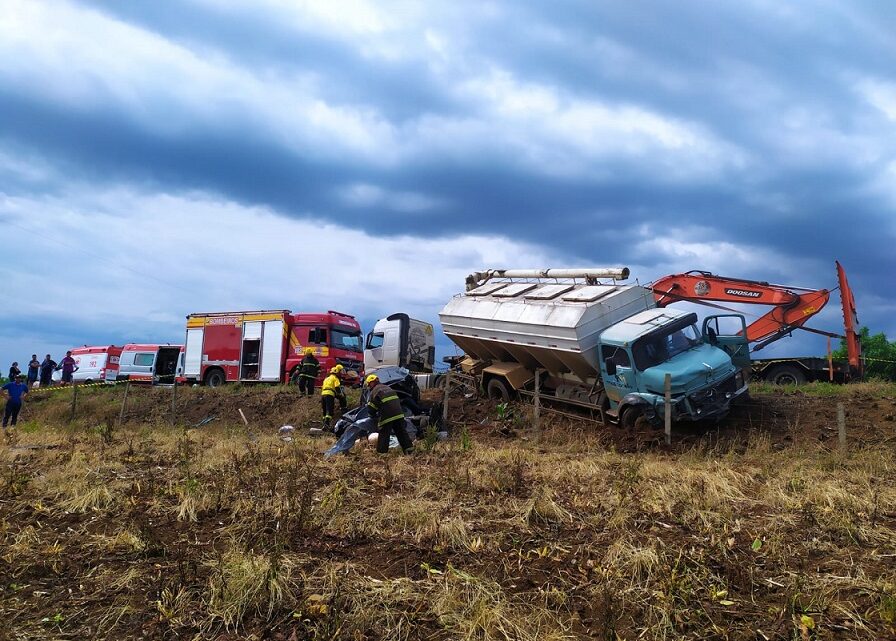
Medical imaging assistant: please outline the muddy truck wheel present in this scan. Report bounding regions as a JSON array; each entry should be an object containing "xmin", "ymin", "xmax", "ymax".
[
  {"xmin": 486, "ymin": 377, "xmax": 512, "ymax": 402},
  {"xmin": 621, "ymin": 406, "xmax": 651, "ymax": 431}
]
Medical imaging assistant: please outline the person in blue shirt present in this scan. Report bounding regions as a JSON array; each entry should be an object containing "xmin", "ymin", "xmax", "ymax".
[{"xmin": 2, "ymin": 374, "xmax": 28, "ymax": 429}]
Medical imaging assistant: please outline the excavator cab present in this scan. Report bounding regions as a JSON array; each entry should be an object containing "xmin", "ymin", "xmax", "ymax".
[{"xmin": 702, "ymin": 315, "xmax": 751, "ymax": 369}]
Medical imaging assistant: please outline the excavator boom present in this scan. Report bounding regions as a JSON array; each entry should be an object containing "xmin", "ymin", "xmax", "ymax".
[
  {"xmin": 837, "ymin": 261, "xmax": 862, "ymax": 372},
  {"xmin": 650, "ymin": 264, "xmax": 863, "ymax": 377}
]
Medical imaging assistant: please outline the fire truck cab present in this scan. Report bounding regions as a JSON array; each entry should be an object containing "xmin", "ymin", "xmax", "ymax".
[{"xmin": 182, "ymin": 310, "xmax": 363, "ymax": 387}]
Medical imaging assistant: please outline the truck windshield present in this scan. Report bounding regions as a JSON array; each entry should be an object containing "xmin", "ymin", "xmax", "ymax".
[
  {"xmin": 331, "ymin": 328, "xmax": 363, "ymax": 353},
  {"xmin": 632, "ymin": 324, "xmax": 702, "ymax": 370}
]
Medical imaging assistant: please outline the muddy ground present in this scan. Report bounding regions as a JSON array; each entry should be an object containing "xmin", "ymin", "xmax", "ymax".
[{"xmin": 1, "ymin": 381, "xmax": 895, "ymax": 640}]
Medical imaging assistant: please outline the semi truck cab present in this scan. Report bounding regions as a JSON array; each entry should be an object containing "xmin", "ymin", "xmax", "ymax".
[{"xmin": 364, "ymin": 313, "xmax": 435, "ymax": 373}]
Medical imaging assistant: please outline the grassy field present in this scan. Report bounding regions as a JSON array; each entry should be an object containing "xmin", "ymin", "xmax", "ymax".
[{"xmin": 1, "ymin": 382, "xmax": 895, "ymax": 640}]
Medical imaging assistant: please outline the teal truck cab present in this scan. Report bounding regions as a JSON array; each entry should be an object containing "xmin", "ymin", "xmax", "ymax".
[{"xmin": 598, "ymin": 308, "xmax": 750, "ymax": 428}]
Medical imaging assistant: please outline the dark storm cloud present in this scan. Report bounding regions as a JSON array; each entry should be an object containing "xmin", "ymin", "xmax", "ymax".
[
  {"xmin": 1, "ymin": 0, "xmax": 894, "ymax": 358},
  {"xmin": 76, "ymin": 0, "xmax": 462, "ymax": 122}
]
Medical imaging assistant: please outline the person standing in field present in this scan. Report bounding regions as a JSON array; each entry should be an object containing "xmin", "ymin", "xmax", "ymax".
[
  {"xmin": 8, "ymin": 362, "xmax": 20, "ymax": 381},
  {"xmin": 39, "ymin": 354, "xmax": 56, "ymax": 387},
  {"xmin": 320, "ymin": 366, "xmax": 342, "ymax": 430},
  {"xmin": 26, "ymin": 355, "xmax": 40, "ymax": 389},
  {"xmin": 2, "ymin": 374, "xmax": 28, "ymax": 430},
  {"xmin": 57, "ymin": 351, "xmax": 78, "ymax": 386},
  {"xmin": 296, "ymin": 348, "xmax": 319, "ymax": 397}
]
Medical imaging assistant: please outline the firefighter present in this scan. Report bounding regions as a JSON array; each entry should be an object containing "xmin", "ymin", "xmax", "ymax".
[
  {"xmin": 331, "ymin": 363, "xmax": 348, "ymax": 411},
  {"xmin": 320, "ymin": 366, "xmax": 342, "ymax": 430},
  {"xmin": 364, "ymin": 373, "xmax": 414, "ymax": 455},
  {"xmin": 297, "ymin": 348, "xmax": 319, "ymax": 397}
]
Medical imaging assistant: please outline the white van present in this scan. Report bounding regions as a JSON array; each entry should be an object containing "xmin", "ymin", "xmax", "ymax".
[{"xmin": 118, "ymin": 344, "xmax": 183, "ymax": 384}]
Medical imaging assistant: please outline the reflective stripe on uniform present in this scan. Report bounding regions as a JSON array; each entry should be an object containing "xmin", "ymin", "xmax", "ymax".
[
  {"xmin": 380, "ymin": 395, "xmax": 399, "ymax": 403},
  {"xmin": 322, "ymin": 390, "xmax": 335, "ymax": 397},
  {"xmin": 379, "ymin": 413, "xmax": 405, "ymax": 427}
]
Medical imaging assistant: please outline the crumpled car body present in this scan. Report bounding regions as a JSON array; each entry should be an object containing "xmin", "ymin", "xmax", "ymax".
[{"xmin": 324, "ymin": 366, "xmax": 442, "ymax": 457}]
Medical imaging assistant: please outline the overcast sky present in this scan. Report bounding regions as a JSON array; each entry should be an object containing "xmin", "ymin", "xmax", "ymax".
[{"xmin": 1, "ymin": 0, "xmax": 894, "ymax": 370}]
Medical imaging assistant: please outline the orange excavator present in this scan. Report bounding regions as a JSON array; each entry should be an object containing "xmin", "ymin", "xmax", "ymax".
[{"xmin": 649, "ymin": 261, "xmax": 863, "ymax": 384}]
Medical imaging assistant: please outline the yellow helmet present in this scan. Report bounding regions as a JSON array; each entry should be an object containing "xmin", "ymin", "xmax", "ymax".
[
  {"xmin": 329, "ymin": 366, "xmax": 340, "ymax": 374},
  {"xmin": 333, "ymin": 364, "xmax": 344, "ymax": 372},
  {"xmin": 303, "ymin": 347, "xmax": 314, "ymax": 356},
  {"xmin": 365, "ymin": 373, "xmax": 379, "ymax": 386}
]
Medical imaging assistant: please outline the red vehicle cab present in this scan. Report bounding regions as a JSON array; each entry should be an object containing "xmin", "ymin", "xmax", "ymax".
[{"xmin": 182, "ymin": 310, "xmax": 363, "ymax": 387}]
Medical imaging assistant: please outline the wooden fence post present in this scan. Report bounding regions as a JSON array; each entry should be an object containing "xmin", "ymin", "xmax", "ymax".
[
  {"xmin": 534, "ymin": 368, "xmax": 542, "ymax": 440},
  {"xmin": 664, "ymin": 373, "xmax": 672, "ymax": 446},
  {"xmin": 442, "ymin": 371, "xmax": 452, "ymax": 426},
  {"xmin": 837, "ymin": 402, "xmax": 846, "ymax": 453},
  {"xmin": 117, "ymin": 381, "xmax": 131, "ymax": 427},
  {"xmin": 69, "ymin": 384, "xmax": 78, "ymax": 423},
  {"xmin": 170, "ymin": 381, "xmax": 178, "ymax": 426}
]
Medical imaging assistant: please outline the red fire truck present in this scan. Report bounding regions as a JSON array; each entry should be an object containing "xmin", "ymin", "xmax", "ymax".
[{"xmin": 182, "ymin": 310, "xmax": 364, "ymax": 387}]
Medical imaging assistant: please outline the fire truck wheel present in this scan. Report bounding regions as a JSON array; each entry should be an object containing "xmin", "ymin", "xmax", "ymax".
[{"xmin": 204, "ymin": 369, "xmax": 226, "ymax": 388}]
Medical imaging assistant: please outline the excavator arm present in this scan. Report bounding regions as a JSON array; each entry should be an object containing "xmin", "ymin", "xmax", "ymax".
[{"xmin": 649, "ymin": 262, "xmax": 863, "ymax": 375}]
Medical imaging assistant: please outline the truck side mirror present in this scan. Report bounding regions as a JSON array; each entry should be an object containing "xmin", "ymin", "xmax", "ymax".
[
  {"xmin": 604, "ymin": 359, "xmax": 617, "ymax": 376},
  {"xmin": 706, "ymin": 327, "xmax": 718, "ymax": 345}
]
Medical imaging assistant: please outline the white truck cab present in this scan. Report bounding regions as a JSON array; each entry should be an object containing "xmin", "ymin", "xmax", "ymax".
[
  {"xmin": 365, "ymin": 314, "xmax": 435, "ymax": 372},
  {"xmin": 365, "ymin": 313, "xmax": 442, "ymax": 388}
]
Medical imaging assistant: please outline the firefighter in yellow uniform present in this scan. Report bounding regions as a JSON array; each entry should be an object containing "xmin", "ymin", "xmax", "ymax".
[
  {"xmin": 365, "ymin": 373, "xmax": 414, "ymax": 454},
  {"xmin": 331, "ymin": 363, "xmax": 348, "ymax": 411},
  {"xmin": 321, "ymin": 366, "xmax": 341, "ymax": 430}
]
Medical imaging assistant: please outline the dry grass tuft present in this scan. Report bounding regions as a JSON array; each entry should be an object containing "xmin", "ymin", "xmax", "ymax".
[
  {"xmin": 206, "ymin": 549, "xmax": 295, "ymax": 629},
  {"xmin": 432, "ymin": 567, "xmax": 571, "ymax": 641},
  {"xmin": 522, "ymin": 486, "xmax": 572, "ymax": 525},
  {"xmin": 603, "ymin": 536, "xmax": 662, "ymax": 585}
]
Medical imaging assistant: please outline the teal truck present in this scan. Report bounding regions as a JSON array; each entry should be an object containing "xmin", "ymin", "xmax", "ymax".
[{"xmin": 439, "ymin": 268, "xmax": 750, "ymax": 428}]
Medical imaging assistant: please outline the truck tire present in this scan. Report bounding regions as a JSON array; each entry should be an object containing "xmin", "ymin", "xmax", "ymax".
[
  {"xmin": 204, "ymin": 369, "xmax": 226, "ymax": 388},
  {"xmin": 486, "ymin": 377, "xmax": 512, "ymax": 402},
  {"xmin": 764, "ymin": 364, "xmax": 807, "ymax": 386},
  {"xmin": 621, "ymin": 406, "xmax": 651, "ymax": 431}
]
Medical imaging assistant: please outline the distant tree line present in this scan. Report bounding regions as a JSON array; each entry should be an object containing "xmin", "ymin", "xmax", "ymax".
[{"xmin": 833, "ymin": 327, "xmax": 896, "ymax": 380}]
